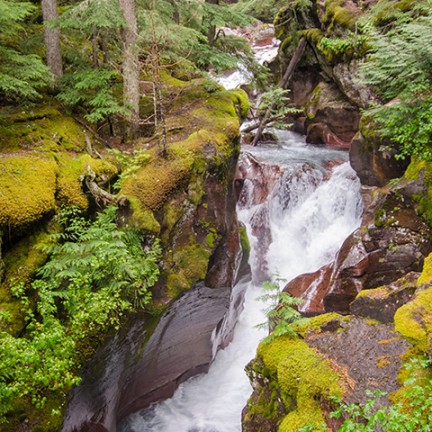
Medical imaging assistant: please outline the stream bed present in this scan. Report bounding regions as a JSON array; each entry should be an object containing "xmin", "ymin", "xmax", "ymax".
[{"xmin": 120, "ymin": 132, "xmax": 363, "ymax": 432}]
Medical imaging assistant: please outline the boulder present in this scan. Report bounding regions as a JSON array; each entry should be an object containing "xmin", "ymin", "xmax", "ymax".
[{"xmin": 350, "ymin": 272, "xmax": 419, "ymax": 323}]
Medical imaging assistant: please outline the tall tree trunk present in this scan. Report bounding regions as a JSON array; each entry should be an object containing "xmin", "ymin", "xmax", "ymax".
[
  {"xmin": 41, "ymin": 0, "xmax": 63, "ymax": 78},
  {"xmin": 119, "ymin": 0, "xmax": 140, "ymax": 138},
  {"xmin": 206, "ymin": 0, "xmax": 219, "ymax": 46},
  {"xmin": 168, "ymin": 0, "xmax": 180, "ymax": 24}
]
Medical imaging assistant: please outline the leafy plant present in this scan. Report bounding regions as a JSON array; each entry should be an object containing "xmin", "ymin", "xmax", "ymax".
[
  {"xmin": 0, "ymin": 206, "xmax": 161, "ymax": 422},
  {"xmin": 0, "ymin": 0, "xmax": 51, "ymax": 100},
  {"xmin": 108, "ymin": 148, "xmax": 151, "ymax": 190},
  {"xmin": 330, "ymin": 357, "xmax": 432, "ymax": 431},
  {"xmin": 257, "ymin": 276, "xmax": 305, "ymax": 342},
  {"xmin": 359, "ymin": 4, "xmax": 432, "ymax": 160}
]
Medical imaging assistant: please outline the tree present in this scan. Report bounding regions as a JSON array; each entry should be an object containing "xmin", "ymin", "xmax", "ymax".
[
  {"xmin": 0, "ymin": 0, "xmax": 50, "ymax": 100},
  {"xmin": 41, "ymin": 0, "xmax": 63, "ymax": 78},
  {"xmin": 119, "ymin": 0, "xmax": 140, "ymax": 138},
  {"xmin": 360, "ymin": 2, "xmax": 432, "ymax": 160}
]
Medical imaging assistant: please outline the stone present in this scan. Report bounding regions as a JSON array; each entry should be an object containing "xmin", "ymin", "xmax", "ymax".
[{"xmin": 350, "ymin": 272, "xmax": 419, "ymax": 323}]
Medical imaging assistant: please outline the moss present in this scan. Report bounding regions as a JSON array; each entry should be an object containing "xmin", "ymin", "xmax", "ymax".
[
  {"xmin": 57, "ymin": 153, "xmax": 118, "ymax": 209},
  {"xmin": 228, "ymin": 89, "xmax": 250, "ymax": 119},
  {"xmin": 0, "ymin": 155, "xmax": 58, "ymax": 230},
  {"xmin": 289, "ymin": 313, "xmax": 346, "ymax": 338},
  {"xmin": 258, "ymin": 336, "xmax": 343, "ymax": 431},
  {"xmin": 239, "ymin": 225, "xmax": 251, "ymax": 256},
  {"xmin": 0, "ymin": 227, "xmax": 55, "ymax": 335},
  {"xmin": 0, "ymin": 106, "xmax": 86, "ymax": 153},
  {"xmin": 127, "ymin": 196, "xmax": 161, "ymax": 233},
  {"xmin": 394, "ymin": 287, "xmax": 432, "ymax": 352},
  {"xmin": 302, "ymin": 28, "xmax": 324, "ymax": 45},
  {"xmin": 376, "ymin": 355, "xmax": 392, "ymax": 369},
  {"xmin": 322, "ymin": 0, "xmax": 358, "ymax": 32},
  {"xmin": 418, "ymin": 253, "xmax": 432, "ymax": 286},
  {"xmin": 172, "ymin": 238, "xmax": 210, "ymax": 282}
]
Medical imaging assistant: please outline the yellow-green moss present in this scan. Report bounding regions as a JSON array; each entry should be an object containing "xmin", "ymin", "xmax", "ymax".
[
  {"xmin": 290, "ymin": 312, "xmax": 346, "ymax": 337},
  {"xmin": 0, "ymin": 155, "xmax": 58, "ymax": 230},
  {"xmin": 322, "ymin": 0, "xmax": 359, "ymax": 32},
  {"xmin": 418, "ymin": 253, "xmax": 432, "ymax": 286},
  {"xmin": 57, "ymin": 154, "xmax": 118, "ymax": 209},
  {"xmin": 127, "ymin": 196, "xmax": 161, "ymax": 233},
  {"xmin": 0, "ymin": 228, "xmax": 55, "ymax": 334},
  {"xmin": 229, "ymin": 89, "xmax": 250, "ymax": 119},
  {"xmin": 0, "ymin": 107, "xmax": 86, "ymax": 153},
  {"xmin": 258, "ymin": 336, "xmax": 343, "ymax": 431},
  {"xmin": 394, "ymin": 287, "xmax": 432, "ymax": 352}
]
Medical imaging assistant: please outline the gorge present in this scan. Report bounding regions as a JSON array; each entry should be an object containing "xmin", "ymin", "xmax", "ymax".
[{"xmin": 1, "ymin": 1, "xmax": 432, "ymax": 431}]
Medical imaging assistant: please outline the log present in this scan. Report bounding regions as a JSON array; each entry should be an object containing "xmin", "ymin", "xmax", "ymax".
[{"xmin": 251, "ymin": 36, "xmax": 307, "ymax": 147}]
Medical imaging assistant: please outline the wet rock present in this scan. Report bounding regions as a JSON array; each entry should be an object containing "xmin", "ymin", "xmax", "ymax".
[
  {"xmin": 350, "ymin": 272, "xmax": 419, "ymax": 323},
  {"xmin": 286, "ymin": 182, "xmax": 431, "ymax": 316},
  {"xmin": 305, "ymin": 82, "xmax": 360, "ymax": 148},
  {"xmin": 349, "ymin": 117, "xmax": 410, "ymax": 186},
  {"xmin": 307, "ymin": 316, "xmax": 411, "ymax": 405}
]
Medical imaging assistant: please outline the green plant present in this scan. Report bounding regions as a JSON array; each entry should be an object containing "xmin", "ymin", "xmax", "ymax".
[
  {"xmin": 107, "ymin": 148, "xmax": 151, "ymax": 190},
  {"xmin": 257, "ymin": 276, "xmax": 305, "ymax": 342},
  {"xmin": 330, "ymin": 357, "xmax": 432, "ymax": 431},
  {"xmin": 0, "ymin": 205, "xmax": 161, "ymax": 423}
]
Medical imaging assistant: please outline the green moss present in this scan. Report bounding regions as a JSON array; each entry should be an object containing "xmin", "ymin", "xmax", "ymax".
[
  {"xmin": 418, "ymin": 253, "xmax": 432, "ymax": 286},
  {"xmin": 172, "ymin": 238, "xmax": 210, "ymax": 282},
  {"xmin": 258, "ymin": 336, "xmax": 343, "ymax": 431},
  {"xmin": 128, "ymin": 196, "xmax": 161, "ymax": 233},
  {"xmin": 0, "ymin": 106, "xmax": 86, "ymax": 153},
  {"xmin": 228, "ymin": 89, "xmax": 250, "ymax": 118},
  {"xmin": 57, "ymin": 154, "xmax": 118, "ymax": 209},
  {"xmin": 394, "ymin": 287, "xmax": 432, "ymax": 352},
  {"xmin": 290, "ymin": 312, "xmax": 346, "ymax": 337},
  {"xmin": 302, "ymin": 28, "xmax": 324, "ymax": 45},
  {"xmin": 322, "ymin": 0, "xmax": 358, "ymax": 32},
  {"xmin": 0, "ymin": 228, "xmax": 55, "ymax": 334},
  {"xmin": 239, "ymin": 225, "xmax": 250, "ymax": 256},
  {"xmin": 0, "ymin": 155, "xmax": 58, "ymax": 230}
]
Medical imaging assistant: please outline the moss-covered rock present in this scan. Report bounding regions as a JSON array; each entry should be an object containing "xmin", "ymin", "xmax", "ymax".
[
  {"xmin": 0, "ymin": 106, "xmax": 86, "ymax": 153},
  {"xmin": 0, "ymin": 155, "xmax": 58, "ymax": 231},
  {"xmin": 244, "ymin": 336, "xmax": 343, "ymax": 432},
  {"xmin": 394, "ymin": 287, "xmax": 432, "ymax": 353}
]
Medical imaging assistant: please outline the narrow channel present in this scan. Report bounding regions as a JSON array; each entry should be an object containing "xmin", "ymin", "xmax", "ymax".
[{"xmin": 120, "ymin": 130, "xmax": 363, "ymax": 432}]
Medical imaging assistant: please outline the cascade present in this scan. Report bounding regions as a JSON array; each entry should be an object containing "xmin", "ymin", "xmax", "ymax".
[{"xmin": 119, "ymin": 131, "xmax": 363, "ymax": 432}]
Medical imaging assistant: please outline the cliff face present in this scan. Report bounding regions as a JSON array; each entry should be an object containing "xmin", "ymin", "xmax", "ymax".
[
  {"xmin": 0, "ymin": 76, "xmax": 249, "ymax": 431},
  {"xmin": 243, "ymin": 1, "xmax": 432, "ymax": 430}
]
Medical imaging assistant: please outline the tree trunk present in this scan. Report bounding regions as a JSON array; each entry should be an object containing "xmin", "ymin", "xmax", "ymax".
[
  {"xmin": 206, "ymin": 0, "xmax": 219, "ymax": 46},
  {"xmin": 41, "ymin": 0, "xmax": 63, "ymax": 78},
  {"xmin": 251, "ymin": 36, "xmax": 307, "ymax": 146},
  {"xmin": 119, "ymin": 0, "xmax": 140, "ymax": 139}
]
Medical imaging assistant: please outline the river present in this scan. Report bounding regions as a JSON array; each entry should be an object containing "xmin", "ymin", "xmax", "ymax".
[{"xmin": 119, "ymin": 127, "xmax": 363, "ymax": 431}]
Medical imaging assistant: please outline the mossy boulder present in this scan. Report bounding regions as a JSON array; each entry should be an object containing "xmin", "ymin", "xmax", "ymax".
[
  {"xmin": 244, "ymin": 332, "xmax": 344, "ymax": 432},
  {"xmin": 0, "ymin": 155, "xmax": 58, "ymax": 232},
  {"xmin": 0, "ymin": 106, "xmax": 86, "ymax": 153},
  {"xmin": 394, "ymin": 286, "xmax": 432, "ymax": 354}
]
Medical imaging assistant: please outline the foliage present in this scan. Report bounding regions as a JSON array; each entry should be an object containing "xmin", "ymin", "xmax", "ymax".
[
  {"xmin": 359, "ymin": 4, "xmax": 432, "ymax": 160},
  {"xmin": 330, "ymin": 357, "xmax": 432, "ymax": 431},
  {"xmin": 257, "ymin": 276, "xmax": 305, "ymax": 342},
  {"xmin": 232, "ymin": 0, "xmax": 286, "ymax": 22},
  {"xmin": 0, "ymin": 206, "xmax": 161, "ymax": 422},
  {"xmin": 108, "ymin": 148, "xmax": 151, "ymax": 189},
  {"xmin": 257, "ymin": 87, "xmax": 300, "ymax": 128},
  {"xmin": 57, "ymin": 67, "xmax": 128, "ymax": 123},
  {"xmin": 0, "ymin": 0, "xmax": 50, "ymax": 100}
]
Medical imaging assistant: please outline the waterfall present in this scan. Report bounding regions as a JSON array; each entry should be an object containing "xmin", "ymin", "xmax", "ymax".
[{"xmin": 120, "ymin": 134, "xmax": 363, "ymax": 432}]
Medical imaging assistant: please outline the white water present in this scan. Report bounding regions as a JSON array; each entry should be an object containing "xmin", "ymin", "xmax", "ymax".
[{"xmin": 120, "ymin": 134, "xmax": 363, "ymax": 432}]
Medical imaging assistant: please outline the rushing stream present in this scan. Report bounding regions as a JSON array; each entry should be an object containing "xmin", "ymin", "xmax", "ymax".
[{"xmin": 120, "ymin": 131, "xmax": 363, "ymax": 432}]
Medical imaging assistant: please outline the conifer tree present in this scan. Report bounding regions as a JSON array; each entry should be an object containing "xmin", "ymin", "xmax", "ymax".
[
  {"xmin": 41, "ymin": 0, "xmax": 63, "ymax": 78},
  {"xmin": 0, "ymin": 0, "xmax": 50, "ymax": 100}
]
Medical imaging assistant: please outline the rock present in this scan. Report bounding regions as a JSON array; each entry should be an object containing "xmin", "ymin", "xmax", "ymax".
[
  {"xmin": 323, "ymin": 185, "xmax": 431, "ymax": 312},
  {"xmin": 349, "ymin": 117, "xmax": 410, "ymax": 186},
  {"xmin": 307, "ymin": 316, "xmax": 411, "ymax": 405},
  {"xmin": 350, "ymin": 272, "xmax": 419, "ymax": 323},
  {"xmin": 305, "ymin": 82, "xmax": 360, "ymax": 147},
  {"xmin": 332, "ymin": 61, "xmax": 379, "ymax": 109}
]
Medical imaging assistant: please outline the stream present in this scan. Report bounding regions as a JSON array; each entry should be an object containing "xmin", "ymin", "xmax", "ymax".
[
  {"xmin": 120, "ymin": 132, "xmax": 363, "ymax": 432},
  {"xmin": 119, "ymin": 26, "xmax": 363, "ymax": 432}
]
